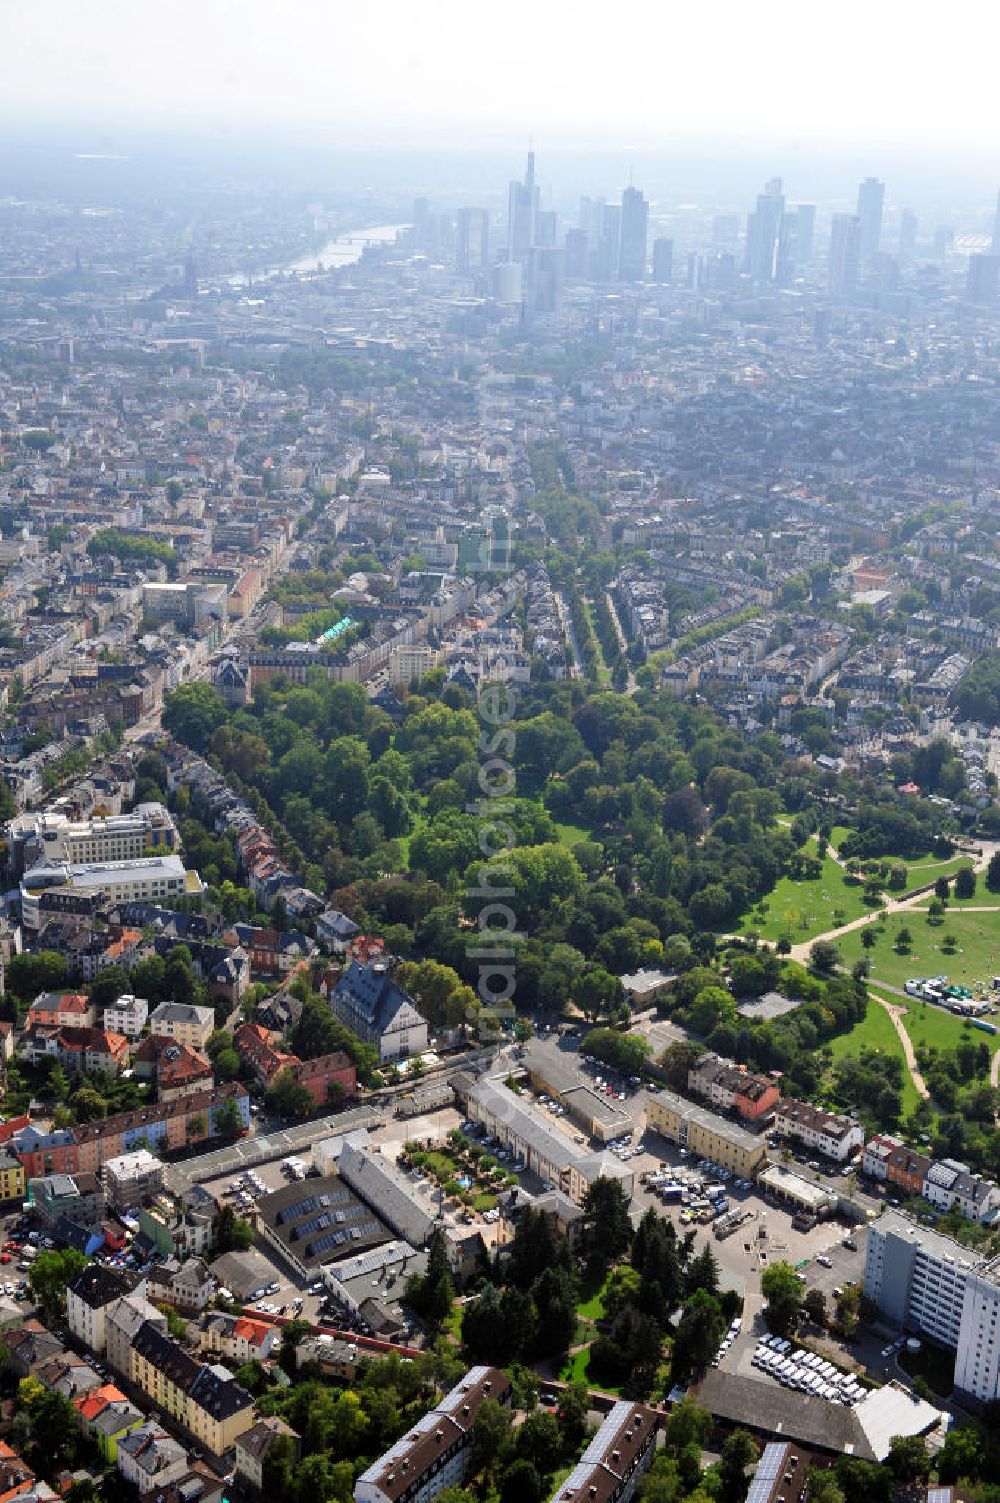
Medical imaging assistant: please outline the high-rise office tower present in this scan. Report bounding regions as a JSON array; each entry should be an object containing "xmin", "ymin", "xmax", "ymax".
[
  {"xmin": 535, "ymin": 210, "xmax": 557, "ymax": 248},
  {"xmin": 992, "ymin": 191, "xmax": 1000, "ymax": 254},
  {"xmin": 652, "ymin": 237, "xmax": 674, "ymax": 282},
  {"xmin": 580, "ymin": 196, "xmax": 605, "ymax": 238},
  {"xmin": 777, "ymin": 204, "xmax": 815, "ymax": 281},
  {"xmin": 966, "ymin": 254, "xmax": 1000, "ymax": 305},
  {"xmin": 530, "ymin": 248, "xmax": 564, "ymax": 312},
  {"xmin": 746, "ymin": 177, "xmax": 785, "ymax": 282},
  {"xmin": 411, "ymin": 197, "xmax": 431, "ymax": 249},
  {"xmin": 857, "ymin": 177, "xmax": 885, "ymax": 261},
  {"xmin": 828, "ymin": 213, "xmax": 861, "ymax": 294},
  {"xmin": 564, "ymin": 227, "xmax": 589, "ymax": 279},
  {"xmin": 934, "ymin": 225, "xmax": 954, "ymax": 259},
  {"xmin": 899, "ymin": 209, "xmax": 918, "ymax": 258},
  {"xmin": 455, "ymin": 207, "xmax": 490, "ymax": 273},
  {"xmin": 507, "ymin": 150, "xmax": 540, "ymax": 259},
  {"xmin": 619, "ymin": 185, "xmax": 649, "ymax": 281},
  {"xmin": 712, "ymin": 214, "xmax": 740, "ymax": 251},
  {"xmin": 597, "ymin": 203, "xmax": 622, "ymax": 281},
  {"xmin": 791, "ymin": 204, "xmax": 815, "ymax": 264}
]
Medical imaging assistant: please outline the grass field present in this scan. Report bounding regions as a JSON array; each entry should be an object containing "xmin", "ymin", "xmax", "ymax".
[
  {"xmin": 737, "ymin": 850, "xmax": 880, "ymax": 942},
  {"xmin": 583, "ymin": 601, "xmax": 612, "ymax": 685},
  {"xmin": 827, "ymin": 995, "xmax": 921, "ymax": 1117},
  {"xmin": 912, "ymin": 883, "xmax": 1000, "ymax": 909},
  {"xmin": 554, "ymin": 820, "xmax": 592, "ymax": 849},
  {"xmin": 893, "ymin": 995, "xmax": 1000, "ymax": 1066},
  {"xmin": 827, "ymin": 827, "xmax": 975, "ymax": 888},
  {"xmin": 837, "ymin": 908, "xmax": 1000, "ymax": 995}
]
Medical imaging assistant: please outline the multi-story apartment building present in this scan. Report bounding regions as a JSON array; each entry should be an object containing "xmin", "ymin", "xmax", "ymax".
[
  {"xmin": 21, "ymin": 855, "xmax": 198, "ymax": 930},
  {"xmin": 196, "ymin": 1312, "xmax": 279, "ymax": 1366},
  {"xmin": 772, "ymin": 1099, "xmax": 864, "ymax": 1162},
  {"xmin": 103, "ymin": 1149, "xmax": 164, "ymax": 1210},
  {"xmin": 146, "ymin": 1255, "xmax": 217, "ymax": 1312},
  {"xmin": 234, "ymin": 1415, "xmax": 301, "ymax": 1492},
  {"xmin": 860, "ymin": 1138, "xmax": 1000, "ymax": 1222},
  {"xmin": 9, "ymin": 802, "xmax": 179, "ymax": 874},
  {"xmin": 106, "ymin": 1292, "xmax": 168, "ymax": 1376},
  {"xmin": 26, "ymin": 992, "xmax": 95, "ymax": 1030},
  {"xmin": 464, "ymin": 1077, "xmax": 634, "ymax": 1204},
  {"xmin": 11, "ymin": 1084, "xmax": 249, "ymax": 1177},
  {"xmin": 67, "ymin": 1265, "xmax": 139, "ymax": 1355},
  {"xmin": 547, "ymin": 1400, "xmax": 658, "ymax": 1503},
  {"xmin": 117, "ymin": 1424, "xmax": 189, "ymax": 1492},
  {"xmin": 0, "ymin": 1155, "xmax": 25, "ymax": 1203},
  {"xmin": 865, "ymin": 1210, "xmax": 1000, "ymax": 1403},
  {"xmin": 20, "ymin": 1023, "xmax": 130, "ymax": 1076},
  {"xmin": 923, "ymin": 1159, "xmax": 1000, "ymax": 1222},
  {"xmin": 131, "ymin": 1321, "xmax": 256, "ymax": 1454},
  {"xmin": 644, "ymin": 1088, "xmax": 767, "ymax": 1179},
  {"xmin": 355, "ymin": 1366, "xmax": 511, "ymax": 1503},
  {"xmin": 687, "ymin": 1054, "xmax": 780, "ymax": 1123},
  {"xmin": 102, "ymin": 993, "xmax": 149, "ymax": 1038},
  {"xmin": 148, "ymin": 1001, "xmax": 216, "ymax": 1050}
]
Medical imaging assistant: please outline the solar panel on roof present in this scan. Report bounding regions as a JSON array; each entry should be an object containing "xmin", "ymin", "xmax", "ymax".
[{"xmin": 745, "ymin": 1443, "xmax": 788, "ymax": 1503}]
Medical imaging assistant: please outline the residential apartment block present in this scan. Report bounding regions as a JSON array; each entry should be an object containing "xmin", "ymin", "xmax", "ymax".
[
  {"xmin": 688, "ymin": 1054, "xmax": 780, "ymax": 1123},
  {"xmin": 772, "ymin": 1099, "xmax": 864, "ymax": 1162},
  {"xmin": 8, "ymin": 801, "xmax": 179, "ymax": 876},
  {"xmin": 148, "ymin": 1001, "xmax": 216, "ymax": 1050},
  {"xmin": 11, "ymin": 1083, "xmax": 249, "ymax": 1177},
  {"xmin": 130, "ymin": 1320, "xmax": 256, "ymax": 1454},
  {"xmin": 547, "ymin": 1400, "xmax": 658, "ymax": 1503},
  {"xmin": 644, "ymin": 1088, "xmax": 767, "ymax": 1179},
  {"xmin": 355, "ymin": 1366, "xmax": 511, "ymax": 1503},
  {"xmin": 21, "ymin": 855, "xmax": 198, "ymax": 930},
  {"xmin": 860, "ymin": 1136, "xmax": 1000, "ymax": 1221},
  {"xmin": 463, "ymin": 1075, "xmax": 634, "ymax": 1204},
  {"xmin": 865, "ymin": 1210, "xmax": 1000, "ymax": 1403},
  {"xmin": 102, "ymin": 992, "xmax": 149, "ymax": 1038}
]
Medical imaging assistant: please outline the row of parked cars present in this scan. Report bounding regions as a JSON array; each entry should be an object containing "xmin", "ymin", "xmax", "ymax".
[
  {"xmin": 227, "ymin": 1169, "xmax": 266, "ymax": 1210},
  {"xmin": 713, "ymin": 1316, "xmax": 742, "ymax": 1364},
  {"xmin": 752, "ymin": 1336, "xmax": 868, "ymax": 1405}
]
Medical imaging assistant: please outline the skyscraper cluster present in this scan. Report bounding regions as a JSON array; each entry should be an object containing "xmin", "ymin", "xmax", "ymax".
[{"xmin": 440, "ymin": 153, "xmax": 998, "ymax": 311}]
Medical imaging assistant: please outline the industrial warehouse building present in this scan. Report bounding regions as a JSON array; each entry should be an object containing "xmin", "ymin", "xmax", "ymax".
[{"xmin": 256, "ymin": 1173, "xmax": 392, "ymax": 1279}]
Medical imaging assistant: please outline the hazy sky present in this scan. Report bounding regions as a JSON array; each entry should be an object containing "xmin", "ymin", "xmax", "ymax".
[{"xmin": 2, "ymin": 0, "xmax": 997, "ymax": 152}]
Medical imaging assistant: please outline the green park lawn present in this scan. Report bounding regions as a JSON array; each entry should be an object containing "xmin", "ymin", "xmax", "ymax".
[
  {"xmin": 837, "ymin": 908, "xmax": 1000, "ymax": 996},
  {"xmin": 554, "ymin": 819, "xmax": 591, "ymax": 849},
  {"xmin": 826, "ymin": 995, "xmax": 920, "ymax": 1118},
  {"xmin": 900, "ymin": 851, "xmax": 976, "ymax": 884},
  {"xmin": 584, "ymin": 601, "xmax": 612, "ymax": 685},
  {"xmin": 828, "ymin": 826, "xmax": 975, "ymax": 889},
  {"xmin": 894, "ymin": 994, "xmax": 1000, "ymax": 1065},
  {"xmin": 912, "ymin": 882, "xmax": 1000, "ymax": 909},
  {"xmin": 737, "ymin": 851, "xmax": 879, "ymax": 943}
]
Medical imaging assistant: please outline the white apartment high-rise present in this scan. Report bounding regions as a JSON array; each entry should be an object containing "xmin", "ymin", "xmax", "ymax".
[
  {"xmin": 865, "ymin": 1210, "xmax": 1000, "ymax": 1404},
  {"xmin": 857, "ymin": 176, "xmax": 885, "ymax": 261}
]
